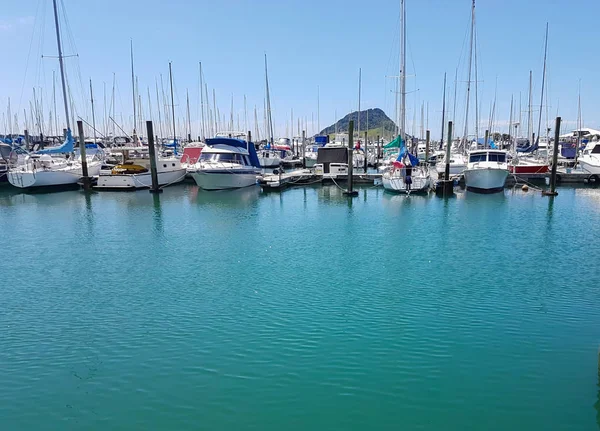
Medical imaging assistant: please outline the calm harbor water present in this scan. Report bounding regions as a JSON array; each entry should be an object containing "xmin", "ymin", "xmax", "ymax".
[{"xmin": 1, "ymin": 184, "xmax": 599, "ymax": 430}]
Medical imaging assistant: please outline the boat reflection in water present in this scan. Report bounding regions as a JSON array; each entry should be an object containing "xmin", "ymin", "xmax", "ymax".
[{"xmin": 188, "ymin": 184, "xmax": 261, "ymax": 208}]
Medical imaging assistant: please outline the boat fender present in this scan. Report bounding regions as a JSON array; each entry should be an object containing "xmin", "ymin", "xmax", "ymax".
[{"xmin": 521, "ymin": 184, "xmax": 529, "ymax": 192}]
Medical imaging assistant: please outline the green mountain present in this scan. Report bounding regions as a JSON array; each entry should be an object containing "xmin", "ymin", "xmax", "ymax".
[{"xmin": 319, "ymin": 108, "xmax": 397, "ymax": 137}]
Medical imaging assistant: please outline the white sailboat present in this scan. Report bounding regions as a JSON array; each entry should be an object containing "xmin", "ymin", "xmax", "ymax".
[
  {"xmin": 382, "ymin": 0, "xmax": 431, "ymax": 194},
  {"xmin": 257, "ymin": 54, "xmax": 281, "ymax": 169},
  {"xmin": 8, "ymin": 0, "xmax": 101, "ymax": 189}
]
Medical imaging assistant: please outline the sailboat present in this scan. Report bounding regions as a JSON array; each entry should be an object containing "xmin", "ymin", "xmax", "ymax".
[
  {"xmin": 509, "ymin": 26, "xmax": 550, "ymax": 176},
  {"xmin": 461, "ymin": 0, "xmax": 509, "ymax": 193},
  {"xmin": 95, "ymin": 61, "xmax": 186, "ymax": 190},
  {"xmin": 8, "ymin": 0, "xmax": 101, "ymax": 189},
  {"xmin": 257, "ymin": 54, "xmax": 281, "ymax": 169},
  {"xmin": 382, "ymin": 0, "xmax": 432, "ymax": 194}
]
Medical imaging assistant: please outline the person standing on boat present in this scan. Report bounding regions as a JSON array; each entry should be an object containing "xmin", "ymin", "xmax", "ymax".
[{"xmin": 405, "ymin": 162, "xmax": 413, "ymax": 191}]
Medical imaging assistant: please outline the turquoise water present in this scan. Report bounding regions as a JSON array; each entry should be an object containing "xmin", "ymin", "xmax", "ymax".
[{"xmin": 1, "ymin": 184, "xmax": 599, "ymax": 430}]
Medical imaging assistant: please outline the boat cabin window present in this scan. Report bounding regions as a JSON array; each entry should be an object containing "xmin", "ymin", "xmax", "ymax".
[
  {"xmin": 469, "ymin": 153, "xmax": 487, "ymax": 163},
  {"xmin": 591, "ymin": 145, "xmax": 600, "ymax": 154},
  {"xmin": 201, "ymin": 153, "xmax": 246, "ymax": 164},
  {"xmin": 488, "ymin": 152, "xmax": 506, "ymax": 162}
]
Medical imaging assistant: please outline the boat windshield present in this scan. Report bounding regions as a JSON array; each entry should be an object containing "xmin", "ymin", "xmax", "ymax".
[
  {"xmin": 469, "ymin": 153, "xmax": 487, "ymax": 163},
  {"xmin": 201, "ymin": 152, "xmax": 249, "ymax": 165},
  {"xmin": 488, "ymin": 153, "xmax": 506, "ymax": 162}
]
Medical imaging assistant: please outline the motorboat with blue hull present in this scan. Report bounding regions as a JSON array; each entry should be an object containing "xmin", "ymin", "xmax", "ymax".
[{"xmin": 190, "ymin": 137, "xmax": 262, "ymax": 190}]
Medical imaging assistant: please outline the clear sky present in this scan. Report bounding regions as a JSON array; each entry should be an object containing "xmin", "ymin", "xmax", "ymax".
[{"xmin": 1, "ymin": 0, "xmax": 598, "ymax": 140}]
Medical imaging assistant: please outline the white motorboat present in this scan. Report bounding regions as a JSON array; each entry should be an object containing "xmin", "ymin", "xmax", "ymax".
[
  {"xmin": 94, "ymin": 146, "xmax": 186, "ymax": 190},
  {"xmin": 190, "ymin": 137, "xmax": 261, "ymax": 190},
  {"xmin": 435, "ymin": 151, "xmax": 468, "ymax": 177},
  {"xmin": 578, "ymin": 140, "xmax": 600, "ymax": 175},
  {"xmin": 257, "ymin": 148, "xmax": 281, "ymax": 168},
  {"xmin": 463, "ymin": 149, "xmax": 509, "ymax": 193}
]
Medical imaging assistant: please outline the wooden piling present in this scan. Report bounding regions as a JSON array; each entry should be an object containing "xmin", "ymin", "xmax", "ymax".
[
  {"xmin": 24, "ymin": 129, "xmax": 30, "ymax": 151},
  {"xmin": 543, "ymin": 117, "xmax": 561, "ymax": 197},
  {"xmin": 436, "ymin": 121, "xmax": 454, "ymax": 196},
  {"xmin": 344, "ymin": 120, "xmax": 358, "ymax": 197},
  {"xmin": 376, "ymin": 134, "xmax": 380, "ymax": 168},
  {"xmin": 484, "ymin": 129, "xmax": 489, "ymax": 149},
  {"xmin": 302, "ymin": 130, "xmax": 306, "ymax": 169},
  {"xmin": 146, "ymin": 121, "xmax": 162, "ymax": 194},
  {"xmin": 76, "ymin": 120, "xmax": 91, "ymax": 190},
  {"xmin": 363, "ymin": 131, "xmax": 368, "ymax": 172}
]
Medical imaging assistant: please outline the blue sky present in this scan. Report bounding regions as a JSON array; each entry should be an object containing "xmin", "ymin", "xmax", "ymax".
[{"xmin": 1, "ymin": 0, "xmax": 598, "ymax": 140}]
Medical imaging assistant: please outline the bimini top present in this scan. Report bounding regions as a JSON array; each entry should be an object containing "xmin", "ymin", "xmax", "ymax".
[{"xmin": 205, "ymin": 137, "xmax": 260, "ymax": 168}]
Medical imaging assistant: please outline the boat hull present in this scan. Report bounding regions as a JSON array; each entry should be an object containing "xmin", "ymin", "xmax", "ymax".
[
  {"xmin": 436, "ymin": 163, "xmax": 467, "ymax": 176},
  {"xmin": 8, "ymin": 162, "xmax": 101, "ymax": 189},
  {"xmin": 509, "ymin": 163, "xmax": 549, "ymax": 174},
  {"xmin": 94, "ymin": 168, "xmax": 187, "ymax": 190},
  {"xmin": 578, "ymin": 158, "xmax": 600, "ymax": 175},
  {"xmin": 191, "ymin": 170, "xmax": 259, "ymax": 190},
  {"xmin": 257, "ymin": 156, "xmax": 281, "ymax": 168},
  {"xmin": 463, "ymin": 167, "xmax": 509, "ymax": 193},
  {"xmin": 382, "ymin": 171, "xmax": 431, "ymax": 194}
]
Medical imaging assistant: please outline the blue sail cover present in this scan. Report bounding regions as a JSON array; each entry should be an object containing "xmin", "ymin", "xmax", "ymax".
[
  {"xmin": 37, "ymin": 128, "xmax": 74, "ymax": 154},
  {"xmin": 476, "ymin": 137, "xmax": 497, "ymax": 149},
  {"xmin": 206, "ymin": 137, "xmax": 261, "ymax": 168},
  {"xmin": 407, "ymin": 152, "xmax": 420, "ymax": 166},
  {"xmin": 516, "ymin": 137, "xmax": 538, "ymax": 153},
  {"xmin": 163, "ymin": 138, "xmax": 179, "ymax": 155}
]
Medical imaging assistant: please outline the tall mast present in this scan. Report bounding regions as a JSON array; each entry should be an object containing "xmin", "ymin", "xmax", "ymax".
[
  {"xmin": 474, "ymin": 7, "xmax": 479, "ymax": 145},
  {"xmin": 463, "ymin": 0, "xmax": 475, "ymax": 148},
  {"xmin": 358, "ymin": 70, "xmax": 361, "ymax": 142},
  {"xmin": 213, "ymin": 89, "xmax": 217, "ymax": 134},
  {"xmin": 317, "ymin": 85, "xmax": 320, "ymax": 134},
  {"xmin": 155, "ymin": 79, "xmax": 163, "ymax": 140},
  {"xmin": 536, "ymin": 23, "xmax": 549, "ymax": 147},
  {"xmin": 399, "ymin": 0, "xmax": 406, "ymax": 143},
  {"xmin": 89, "ymin": 79, "xmax": 97, "ymax": 143},
  {"xmin": 169, "ymin": 62, "xmax": 177, "ymax": 142},
  {"xmin": 52, "ymin": 0, "xmax": 70, "ymax": 131},
  {"xmin": 508, "ymin": 94, "xmax": 513, "ymax": 152},
  {"xmin": 186, "ymin": 89, "xmax": 191, "ymax": 141},
  {"xmin": 264, "ymin": 54, "xmax": 274, "ymax": 144},
  {"xmin": 528, "ymin": 70, "xmax": 532, "ymax": 143},
  {"xmin": 244, "ymin": 95, "xmax": 248, "ymax": 134},
  {"xmin": 199, "ymin": 62, "xmax": 205, "ymax": 140},
  {"xmin": 441, "ymin": 72, "xmax": 446, "ymax": 149},
  {"xmin": 130, "ymin": 40, "xmax": 136, "ymax": 137},
  {"xmin": 52, "ymin": 71, "xmax": 58, "ymax": 135}
]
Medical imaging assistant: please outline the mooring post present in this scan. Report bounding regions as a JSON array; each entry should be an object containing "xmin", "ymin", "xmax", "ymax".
[
  {"xmin": 436, "ymin": 121, "xmax": 454, "ymax": 196},
  {"xmin": 363, "ymin": 131, "xmax": 368, "ymax": 172},
  {"xmin": 24, "ymin": 129, "xmax": 30, "ymax": 151},
  {"xmin": 376, "ymin": 134, "xmax": 380, "ymax": 168},
  {"xmin": 302, "ymin": 130, "xmax": 306, "ymax": 169},
  {"xmin": 445, "ymin": 122, "xmax": 453, "ymax": 181},
  {"xmin": 543, "ymin": 117, "xmax": 561, "ymax": 197},
  {"xmin": 76, "ymin": 120, "xmax": 91, "ymax": 190},
  {"xmin": 484, "ymin": 129, "xmax": 489, "ymax": 149},
  {"xmin": 425, "ymin": 130, "xmax": 430, "ymax": 165},
  {"xmin": 147, "ymin": 121, "xmax": 162, "ymax": 194},
  {"xmin": 344, "ymin": 120, "xmax": 358, "ymax": 197}
]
